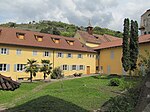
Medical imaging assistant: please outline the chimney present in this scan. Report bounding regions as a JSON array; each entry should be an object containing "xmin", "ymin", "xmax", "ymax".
[{"xmin": 86, "ymin": 20, "xmax": 93, "ymax": 35}]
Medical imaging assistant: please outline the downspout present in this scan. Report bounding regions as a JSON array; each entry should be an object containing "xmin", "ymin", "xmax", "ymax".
[{"xmin": 53, "ymin": 50, "xmax": 55, "ymax": 69}]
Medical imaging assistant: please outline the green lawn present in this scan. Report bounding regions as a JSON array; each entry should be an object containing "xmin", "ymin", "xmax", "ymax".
[{"xmin": 0, "ymin": 75, "xmax": 122, "ymax": 112}]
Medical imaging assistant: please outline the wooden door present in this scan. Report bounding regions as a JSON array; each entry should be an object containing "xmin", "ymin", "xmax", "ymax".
[{"xmin": 86, "ymin": 66, "xmax": 90, "ymax": 74}]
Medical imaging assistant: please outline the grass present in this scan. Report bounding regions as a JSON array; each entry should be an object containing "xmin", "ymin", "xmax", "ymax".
[{"xmin": 0, "ymin": 75, "xmax": 124, "ymax": 112}]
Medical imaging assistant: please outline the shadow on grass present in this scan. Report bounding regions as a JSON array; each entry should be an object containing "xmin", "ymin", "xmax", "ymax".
[{"xmin": 6, "ymin": 95, "xmax": 88, "ymax": 112}]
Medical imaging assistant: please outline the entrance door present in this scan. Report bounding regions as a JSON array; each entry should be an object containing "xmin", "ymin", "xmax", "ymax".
[{"xmin": 86, "ymin": 66, "xmax": 90, "ymax": 74}]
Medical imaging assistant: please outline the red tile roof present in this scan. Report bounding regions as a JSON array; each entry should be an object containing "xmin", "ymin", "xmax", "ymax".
[
  {"xmin": 94, "ymin": 34, "xmax": 150, "ymax": 50},
  {"xmin": 76, "ymin": 30, "xmax": 121, "ymax": 44},
  {"xmin": 0, "ymin": 74, "xmax": 20, "ymax": 91},
  {"xmin": 0, "ymin": 27, "xmax": 95, "ymax": 53}
]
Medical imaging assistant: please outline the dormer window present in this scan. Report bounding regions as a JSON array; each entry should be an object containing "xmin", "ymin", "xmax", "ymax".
[
  {"xmin": 35, "ymin": 35, "xmax": 43, "ymax": 42},
  {"xmin": 16, "ymin": 33, "xmax": 25, "ymax": 40},
  {"xmin": 66, "ymin": 40, "xmax": 74, "ymax": 45},
  {"xmin": 52, "ymin": 38, "xmax": 60, "ymax": 44}
]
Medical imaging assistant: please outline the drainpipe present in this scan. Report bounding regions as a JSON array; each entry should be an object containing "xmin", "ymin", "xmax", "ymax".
[{"xmin": 53, "ymin": 50, "xmax": 55, "ymax": 69}]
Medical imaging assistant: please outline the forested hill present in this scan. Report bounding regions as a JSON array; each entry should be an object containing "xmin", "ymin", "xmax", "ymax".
[{"xmin": 0, "ymin": 20, "xmax": 122, "ymax": 38}]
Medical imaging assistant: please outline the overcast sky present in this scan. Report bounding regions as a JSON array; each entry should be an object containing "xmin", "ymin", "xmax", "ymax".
[{"xmin": 0, "ymin": 0, "xmax": 150, "ymax": 31}]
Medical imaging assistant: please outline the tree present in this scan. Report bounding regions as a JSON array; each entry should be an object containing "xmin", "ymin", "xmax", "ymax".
[
  {"xmin": 122, "ymin": 18, "xmax": 130, "ymax": 72},
  {"xmin": 24, "ymin": 59, "xmax": 39, "ymax": 82},
  {"xmin": 130, "ymin": 20, "xmax": 139, "ymax": 71},
  {"xmin": 51, "ymin": 67, "xmax": 63, "ymax": 79},
  {"xmin": 40, "ymin": 60, "xmax": 52, "ymax": 80},
  {"xmin": 122, "ymin": 18, "xmax": 139, "ymax": 75}
]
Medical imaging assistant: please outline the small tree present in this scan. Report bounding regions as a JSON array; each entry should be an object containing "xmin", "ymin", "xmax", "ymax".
[
  {"xmin": 24, "ymin": 59, "xmax": 39, "ymax": 82},
  {"xmin": 51, "ymin": 67, "xmax": 63, "ymax": 79},
  {"xmin": 40, "ymin": 60, "xmax": 52, "ymax": 80}
]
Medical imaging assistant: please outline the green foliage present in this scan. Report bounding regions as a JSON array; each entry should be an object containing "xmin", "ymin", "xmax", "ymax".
[
  {"xmin": 40, "ymin": 60, "xmax": 52, "ymax": 80},
  {"xmin": 139, "ymin": 50, "xmax": 150, "ymax": 75},
  {"xmin": 122, "ymin": 18, "xmax": 139, "ymax": 74},
  {"xmin": 0, "ymin": 20, "xmax": 122, "ymax": 38},
  {"xmin": 122, "ymin": 18, "xmax": 130, "ymax": 72},
  {"xmin": 108, "ymin": 78, "xmax": 121, "ymax": 86},
  {"xmin": 93, "ymin": 26, "xmax": 123, "ymax": 38},
  {"xmin": 51, "ymin": 67, "xmax": 64, "ymax": 79},
  {"xmin": 24, "ymin": 59, "xmax": 39, "ymax": 82},
  {"xmin": 107, "ymin": 88, "xmax": 139, "ymax": 112},
  {"xmin": 130, "ymin": 20, "xmax": 139, "ymax": 71}
]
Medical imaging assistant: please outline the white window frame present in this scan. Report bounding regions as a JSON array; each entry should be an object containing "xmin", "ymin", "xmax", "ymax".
[
  {"xmin": 67, "ymin": 53, "xmax": 72, "ymax": 58},
  {"xmin": 110, "ymin": 51, "xmax": 114, "ymax": 59},
  {"xmin": 72, "ymin": 65, "xmax": 77, "ymax": 70},
  {"xmin": 0, "ymin": 64, "xmax": 9, "ymax": 72},
  {"xmin": 16, "ymin": 64, "xmax": 25, "ymax": 72},
  {"xmin": 1, "ymin": 48, "xmax": 9, "ymax": 55},
  {"xmin": 78, "ymin": 54, "xmax": 82, "ymax": 58},
  {"xmin": 16, "ymin": 49, "xmax": 21, "ymax": 55},
  {"xmin": 62, "ymin": 65, "xmax": 68, "ymax": 70},
  {"xmin": 79, "ymin": 65, "xmax": 84, "ymax": 70},
  {"xmin": 44, "ymin": 51, "xmax": 50, "ymax": 57},
  {"xmin": 57, "ymin": 52, "xmax": 63, "ymax": 58},
  {"xmin": 33, "ymin": 51, "xmax": 37, "ymax": 56}
]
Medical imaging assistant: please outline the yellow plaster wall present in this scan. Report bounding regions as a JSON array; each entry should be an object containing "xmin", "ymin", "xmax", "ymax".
[
  {"xmin": 0, "ymin": 45, "xmax": 96, "ymax": 80},
  {"xmin": 99, "ymin": 42, "xmax": 150, "ymax": 75}
]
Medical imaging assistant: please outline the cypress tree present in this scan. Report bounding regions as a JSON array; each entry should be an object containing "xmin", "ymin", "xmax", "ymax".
[
  {"xmin": 130, "ymin": 20, "xmax": 139, "ymax": 71},
  {"xmin": 122, "ymin": 18, "xmax": 130, "ymax": 72}
]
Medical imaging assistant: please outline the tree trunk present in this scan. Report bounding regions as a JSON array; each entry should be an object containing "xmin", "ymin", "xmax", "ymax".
[
  {"xmin": 30, "ymin": 72, "xmax": 32, "ymax": 82},
  {"xmin": 44, "ymin": 73, "xmax": 46, "ymax": 80}
]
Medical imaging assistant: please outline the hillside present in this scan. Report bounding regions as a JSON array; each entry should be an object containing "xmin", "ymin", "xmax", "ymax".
[{"xmin": 0, "ymin": 20, "xmax": 123, "ymax": 38}]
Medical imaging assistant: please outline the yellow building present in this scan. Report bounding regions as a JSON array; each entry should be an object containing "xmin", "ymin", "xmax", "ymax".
[
  {"xmin": 0, "ymin": 27, "xmax": 96, "ymax": 81},
  {"xmin": 94, "ymin": 34, "xmax": 150, "ymax": 75},
  {"xmin": 74, "ymin": 23, "xmax": 120, "ymax": 48}
]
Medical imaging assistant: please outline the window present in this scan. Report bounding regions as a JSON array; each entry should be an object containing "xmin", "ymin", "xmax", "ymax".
[
  {"xmin": 35, "ymin": 35, "xmax": 43, "ymax": 42},
  {"xmin": 1, "ymin": 48, "xmax": 9, "ymax": 54},
  {"xmin": 72, "ymin": 65, "xmax": 77, "ymax": 70},
  {"xmin": 67, "ymin": 53, "xmax": 72, "ymax": 58},
  {"xmin": 33, "ymin": 51, "xmax": 37, "ymax": 56},
  {"xmin": 15, "ymin": 64, "xmax": 25, "ymax": 72},
  {"xmin": 44, "ymin": 51, "xmax": 50, "ymax": 57},
  {"xmin": 110, "ymin": 51, "xmax": 114, "ymax": 59},
  {"xmin": 52, "ymin": 38, "xmax": 60, "ymax": 44},
  {"xmin": 144, "ymin": 32, "xmax": 147, "ymax": 35},
  {"xmin": 79, "ymin": 65, "xmax": 84, "ymax": 70},
  {"xmin": 78, "ymin": 54, "xmax": 82, "ymax": 58},
  {"xmin": 107, "ymin": 65, "xmax": 111, "ymax": 74},
  {"xmin": 16, "ymin": 33, "xmax": 25, "ymax": 40},
  {"xmin": 148, "ymin": 31, "xmax": 150, "ymax": 34},
  {"xmin": 16, "ymin": 49, "xmax": 21, "ymax": 55},
  {"xmin": 62, "ymin": 65, "xmax": 68, "ymax": 70},
  {"xmin": 66, "ymin": 40, "xmax": 74, "ymax": 45},
  {"xmin": 57, "ymin": 52, "xmax": 63, "ymax": 58},
  {"xmin": 0, "ymin": 64, "xmax": 7, "ymax": 72}
]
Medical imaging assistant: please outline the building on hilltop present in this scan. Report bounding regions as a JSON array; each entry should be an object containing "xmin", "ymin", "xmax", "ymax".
[
  {"xmin": 139, "ymin": 9, "xmax": 150, "ymax": 35},
  {"xmin": 74, "ymin": 21, "xmax": 121, "ymax": 47}
]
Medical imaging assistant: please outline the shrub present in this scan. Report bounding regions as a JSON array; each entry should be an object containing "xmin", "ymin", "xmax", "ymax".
[
  {"xmin": 106, "ymin": 88, "xmax": 140, "ymax": 112},
  {"xmin": 109, "ymin": 78, "xmax": 121, "ymax": 86},
  {"xmin": 51, "ymin": 67, "xmax": 64, "ymax": 79},
  {"xmin": 73, "ymin": 73, "xmax": 83, "ymax": 77}
]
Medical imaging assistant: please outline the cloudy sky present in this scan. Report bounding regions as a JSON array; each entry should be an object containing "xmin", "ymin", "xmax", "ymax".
[{"xmin": 0, "ymin": 0, "xmax": 150, "ymax": 31}]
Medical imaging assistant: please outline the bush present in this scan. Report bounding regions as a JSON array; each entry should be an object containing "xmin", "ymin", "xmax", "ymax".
[
  {"xmin": 51, "ymin": 67, "xmax": 64, "ymax": 79},
  {"xmin": 73, "ymin": 73, "xmax": 83, "ymax": 77},
  {"xmin": 105, "ymin": 88, "xmax": 140, "ymax": 112},
  {"xmin": 109, "ymin": 78, "xmax": 121, "ymax": 86}
]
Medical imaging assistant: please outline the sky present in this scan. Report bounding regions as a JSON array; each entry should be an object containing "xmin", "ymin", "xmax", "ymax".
[{"xmin": 0, "ymin": 0, "xmax": 150, "ymax": 31}]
